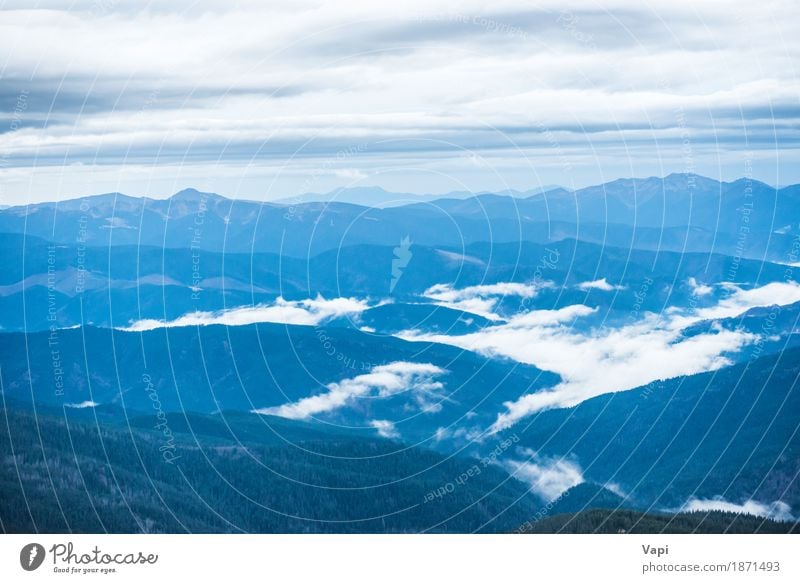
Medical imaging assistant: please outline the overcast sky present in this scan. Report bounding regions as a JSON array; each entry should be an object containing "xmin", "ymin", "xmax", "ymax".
[{"xmin": 0, "ymin": 0, "xmax": 798, "ymax": 203}]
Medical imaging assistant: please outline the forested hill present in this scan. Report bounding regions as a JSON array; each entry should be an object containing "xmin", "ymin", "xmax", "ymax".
[{"xmin": 517, "ymin": 509, "xmax": 799, "ymax": 534}]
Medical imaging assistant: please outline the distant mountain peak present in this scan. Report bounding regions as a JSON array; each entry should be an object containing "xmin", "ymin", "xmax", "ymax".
[
  {"xmin": 664, "ymin": 171, "xmax": 705, "ymax": 180},
  {"xmin": 581, "ymin": 173, "xmax": 722, "ymax": 195},
  {"xmin": 663, "ymin": 172, "xmax": 720, "ymax": 187},
  {"xmin": 170, "ymin": 187, "xmax": 221, "ymax": 201},
  {"xmin": 329, "ymin": 185, "xmax": 391, "ymax": 194},
  {"xmin": 525, "ymin": 186, "xmax": 572, "ymax": 199}
]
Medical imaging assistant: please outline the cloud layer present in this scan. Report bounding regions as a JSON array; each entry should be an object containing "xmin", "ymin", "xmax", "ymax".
[
  {"xmin": 399, "ymin": 281, "xmax": 800, "ymax": 431},
  {"xmin": 1, "ymin": 1, "xmax": 798, "ymax": 201},
  {"xmin": 123, "ymin": 295, "xmax": 369, "ymax": 331},
  {"xmin": 423, "ymin": 282, "xmax": 540, "ymax": 320},
  {"xmin": 253, "ymin": 361, "xmax": 446, "ymax": 421}
]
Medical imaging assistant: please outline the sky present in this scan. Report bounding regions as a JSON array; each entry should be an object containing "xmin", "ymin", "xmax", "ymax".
[{"xmin": 0, "ymin": 0, "xmax": 798, "ymax": 203}]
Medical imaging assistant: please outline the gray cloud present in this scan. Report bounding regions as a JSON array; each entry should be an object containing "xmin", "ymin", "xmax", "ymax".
[{"xmin": 0, "ymin": 0, "xmax": 798, "ymax": 202}]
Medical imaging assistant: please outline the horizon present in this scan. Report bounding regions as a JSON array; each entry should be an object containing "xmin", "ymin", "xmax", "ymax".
[{"xmin": 1, "ymin": 171, "xmax": 792, "ymax": 207}]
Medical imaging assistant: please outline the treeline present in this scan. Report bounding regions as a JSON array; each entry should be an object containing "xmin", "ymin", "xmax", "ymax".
[
  {"xmin": 4, "ymin": 404, "xmax": 796, "ymax": 534},
  {"xmin": 0, "ymin": 406, "xmax": 539, "ymax": 533},
  {"xmin": 519, "ymin": 508, "xmax": 799, "ymax": 534}
]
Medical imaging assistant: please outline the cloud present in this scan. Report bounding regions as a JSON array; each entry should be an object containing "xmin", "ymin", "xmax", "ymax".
[
  {"xmin": 487, "ymin": 324, "xmax": 753, "ymax": 432},
  {"xmin": 507, "ymin": 304, "xmax": 596, "ymax": 327},
  {"xmin": 399, "ymin": 281, "xmax": 800, "ymax": 431},
  {"xmin": 333, "ymin": 168, "xmax": 367, "ymax": 180},
  {"xmin": 423, "ymin": 282, "xmax": 540, "ymax": 320},
  {"xmin": 1, "ymin": 1, "xmax": 798, "ymax": 201},
  {"xmin": 252, "ymin": 361, "xmax": 446, "ymax": 420},
  {"xmin": 404, "ymin": 303, "xmax": 751, "ymax": 428},
  {"xmin": 687, "ymin": 277, "xmax": 713, "ymax": 297},
  {"xmin": 506, "ymin": 449, "xmax": 584, "ymax": 501},
  {"xmin": 681, "ymin": 497, "xmax": 795, "ymax": 522},
  {"xmin": 432, "ymin": 424, "xmax": 483, "ymax": 443},
  {"xmin": 122, "ymin": 295, "xmax": 369, "ymax": 331},
  {"xmin": 435, "ymin": 250, "xmax": 485, "ymax": 267},
  {"xmin": 694, "ymin": 282, "xmax": 800, "ymax": 321},
  {"xmin": 576, "ymin": 278, "xmax": 625, "ymax": 291},
  {"xmin": 370, "ymin": 419, "xmax": 400, "ymax": 439},
  {"xmin": 604, "ymin": 482, "xmax": 627, "ymax": 498},
  {"xmin": 64, "ymin": 400, "xmax": 100, "ymax": 409}
]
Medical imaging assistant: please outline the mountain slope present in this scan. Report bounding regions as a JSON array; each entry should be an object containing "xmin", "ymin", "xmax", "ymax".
[
  {"xmin": 0, "ymin": 323, "xmax": 559, "ymax": 445},
  {"xmin": 0, "ymin": 405, "xmax": 540, "ymax": 533},
  {"xmin": 517, "ymin": 508, "xmax": 798, "ymax": 534},
  {"xmin": 507, "ymin": 347, "xmax": 800, "ymax": 511},
  {"xmin": 2, "ymin": 234, "xmax": 795, "ymax": 331}
]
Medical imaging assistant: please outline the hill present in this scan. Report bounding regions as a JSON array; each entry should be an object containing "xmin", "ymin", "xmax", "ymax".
[{"xmin": 517, "ymin": 508, "xmax": 798, "ymax": 534}]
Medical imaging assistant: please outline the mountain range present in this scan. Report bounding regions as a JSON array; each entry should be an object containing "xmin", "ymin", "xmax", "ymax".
[
  {"xmin": 1, "ymin": 173, "xmax": 799, "ymax": 533},
  {"xmin": 2, "ymin": 174, "xmax": 797, "ymax": 260}
]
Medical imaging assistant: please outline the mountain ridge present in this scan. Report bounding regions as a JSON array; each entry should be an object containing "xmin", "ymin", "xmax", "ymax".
[{"xmin": 3, "ymin": 173, "xmax": 784, "ymax": 211}]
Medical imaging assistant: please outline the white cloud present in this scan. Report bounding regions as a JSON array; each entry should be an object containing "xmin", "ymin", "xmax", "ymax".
[
  {"xmin": 399, "ymin": 281, "xmax": 800, "ymax": 432},
  {"xmin": 681, "ymin": 497, "xmax": 795, "ymax": 522},
  {"xmin": 577, "ymin": 278, "xmax": 624, "ymax": 291},
  {"xmin": 605, "ymin": 482, "xmax": 627, "ymax": 498},
  {"xmin": 506, "ymin": 449, "xmax": 584, "ymax": 501},
  {"xmin": 370, "ymin": 419, "xmax": 400, "ymax": 439},
  {"xmin": 122, "ymin": 295, "xmax": 369, "ymax": 331},
  {"xmin": 506, "ymin": 304, "xmax": 596, "ymax": 327},
  {"xmin": 487, "ymin": 324, "xmax": 752, "ymax": 432},
  {"xmin": 423, "ymin": 282, "xmax": 540, "ymax": 320},
  {"xmin": 426, "ymin": 282, "xmax": 538, "ymax": 300},
  {"xmin": 694, "ymin": 282, "xmax": 800, "ymax": 321},
  {"xmin": 64, "ymin": 400, "xmax": 100, "ymax": 409},
  {"xmin": 432, "ymin": 424, "xmax": 482, "ymax": 443},
  {"xmin": 687, "ymin": 277, "xmax": 713, "ymax": 297},
  {"xmin": 333, "ymin": 168, "xmax": 367, "ymax": 180},
  {"xmin": 435, "ymin": 250, "xmax": 485, "ymax": 267},
  {"xmin": 402, "ymin": 305, "xmax": 752, "ymax": 430},
  {"xmin": 252, "ymin": 361, "xmax": 446, "ymax": 420}
]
